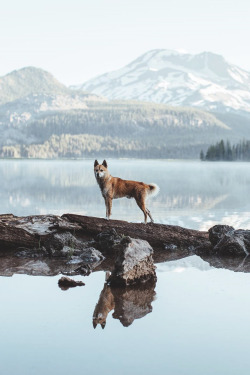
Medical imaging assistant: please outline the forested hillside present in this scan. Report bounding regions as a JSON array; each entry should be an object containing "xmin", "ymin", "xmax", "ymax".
[
  {"xmin": 0, "ymin": 66, "xmax": 250, "ymax": 159},
  {"xmin": 0, "ymin": 100, "xmax": 237, "ymax": 158}
]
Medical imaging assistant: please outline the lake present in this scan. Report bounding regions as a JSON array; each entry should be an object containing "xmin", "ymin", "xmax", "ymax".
[
  {"xmin": 1, "ymin": 158, "xmax": 250, "ymax": 229},
  {"xmin": 0, "ymin": 159, "xmax": 250, "ymax": 375}
]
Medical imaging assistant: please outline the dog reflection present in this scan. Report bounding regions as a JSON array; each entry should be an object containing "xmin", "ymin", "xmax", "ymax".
[
  {"xmin": 93, "ymin": 283, "xmax": 115, "ymax": 329},
  {"xmin": 92, "ymin": 279, "xmax": 156, "ymax": 329}
]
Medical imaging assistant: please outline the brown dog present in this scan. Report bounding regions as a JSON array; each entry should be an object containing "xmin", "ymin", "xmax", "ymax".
[
  {"xmin": 94, "ymin": 160, "xmax": 159, "ymax": 223},
  {"xmin": 92, "ymin": 283, "xmax": 115, "ymax": 329}
]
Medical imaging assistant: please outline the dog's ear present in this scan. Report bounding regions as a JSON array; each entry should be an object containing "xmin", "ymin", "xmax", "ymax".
[
  {"xmin": 102, "ymin": 160, "xmax": 108, "ymax": 168},
  {"xmin": 94, "ymin": 160, "xmax": 99, "ymax": 167},
  {"xmin": 101, "ymin": 321, "xmax": 106, "ymax": 329},
  {"xmin": 93, "ymin": 321, "xmax": 97, "ymax": 329}
]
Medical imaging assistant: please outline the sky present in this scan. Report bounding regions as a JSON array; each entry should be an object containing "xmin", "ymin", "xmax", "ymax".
[{"xmin": 0, "ymin": 0, "xmax": 249, "ymax": 86}]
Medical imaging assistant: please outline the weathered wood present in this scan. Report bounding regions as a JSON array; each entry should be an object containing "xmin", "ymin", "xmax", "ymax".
[
  {"xmin": 0, "ymin": 214, "xmax": 81, "ymax": 251},
  {"xmin": 0, "ymin": 213, "xmax": 211, "ymax": 256},
  {"xmin": 0, "ymin": 214, "xmax": 249, "ymax": 278},
  {"xmin": 62, "ymin": 213, "xmax": 210, "ymax": 252},
  {"xmin": 0, "ymin": 221, "xmax": 37, "ymax": 251}
]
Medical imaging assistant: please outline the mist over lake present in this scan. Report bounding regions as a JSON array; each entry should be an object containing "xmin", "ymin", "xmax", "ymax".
[
  {"xmin": 1, "ymin": 159, "xmax": 250, "ymax": 375},
  {"xmin": 1, "ymin": 158, "xmax": 250, "ymax": 230}
]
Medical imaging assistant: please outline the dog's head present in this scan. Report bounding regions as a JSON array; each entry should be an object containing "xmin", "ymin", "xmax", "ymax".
[
  {"xmin": 92, "ymin": 314, "xmax": 106, "ymax": 329},
  {"xmin": 94, "ymin": 160, "xmax": 109, "ymax": 179}
]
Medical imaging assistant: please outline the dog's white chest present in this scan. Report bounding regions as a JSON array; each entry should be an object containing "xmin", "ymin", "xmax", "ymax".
[{"xmin": 102, "ymin": 186, "xmax": 110, "ymax": 197}]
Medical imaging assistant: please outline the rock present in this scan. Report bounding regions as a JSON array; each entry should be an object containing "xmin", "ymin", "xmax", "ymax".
[
  {"xmin": 95, "ymin": 229, "xmax": 122, "ymax": 251},
  {"xmin": 18, "ymin": 231, "xmax": 105, "ymax": 263},
  {"xmin": 58, "ymin": 276, "xmax": 85, "ymax": 290},
  {"xmin": 79, "ymin": 247, "xmax": 104, "ymax": 263},
  {"xmin": 15, "ymin": 246, "xmax": 48, "ymax": 258},
  {"xmin": 199, "ymin": 254, "xmax": 250, "ymax": 273},
  {"xmin": 108, "ymin": 236, "xmax": 156, "ymax": 286},
  {"xmin": 209, "ymin": 225, "xmax": 250, "ymax": 256},
  {"xmin": 209, "ymin": 225, "xmax": 235, "ymax": 246},
  {"xmin": 13, "ymin": 231, "xmax": 105, "ymax": 276},
  {"xmin": 44, "ymin": 232, "xmax": 84, "ymax": 256},
  {"xmin": 73, "ymin": 263, "xmax": 93, "ymax": 276},
  {"xmin": 111, "ymin": 280, "xmax": 156, "ymax": 327}
]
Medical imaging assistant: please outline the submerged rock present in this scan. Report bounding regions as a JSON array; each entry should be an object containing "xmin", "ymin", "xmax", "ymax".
[
  {"xmin": 108, "ymin": 236, "xmax": 156, "ymax": 286},
  {"xmin": 209, "ymin": 225, "xmax": 250, "ymax": 256},
  {"xmin": 58, "ymin": 276, "xmax": 85, "ymax": 290}
]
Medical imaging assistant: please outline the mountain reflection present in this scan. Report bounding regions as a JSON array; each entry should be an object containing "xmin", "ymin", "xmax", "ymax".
[
  {"xmin": 1, "ymin": 160, "xmax": 250, "ymax": 223},
  {"xmin": 93, "ymin": 279, "xmax": 156, "ymax": 329}
]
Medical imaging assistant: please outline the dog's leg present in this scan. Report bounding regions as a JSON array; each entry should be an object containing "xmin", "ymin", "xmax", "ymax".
[
  {"xmin": 104, "ymin": 198, "xmax": 109, "ymax": 219},
  {"xmin": 146, "ymin": 208, "xmax": 154, "ymax": 223},
  {"xmin": 105, "ymin": 197, "xmax": 112, "ymax": 220},
  {"xmin": 135, "ymin": 197, "xmax": 148, "ymax": 224},
  {"xmin": 107, "ymin": 198, "xmax": 112, "ymax": 219}
]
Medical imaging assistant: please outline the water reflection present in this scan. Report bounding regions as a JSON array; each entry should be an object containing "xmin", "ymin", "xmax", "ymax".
[
  {"xmin": 93, "ymin": 279, "xmax": 156, "ymax": 329},
  {"xmin": 2, "ymin": 250, "xmax": 250, "ymax": 332},
  {"xmin": 0, "ymin": 159, "xmax": 250, "ymax": 230},
  {"xmin": 199, "ymin": 254, "xmax": 250, "ymax": 273}
]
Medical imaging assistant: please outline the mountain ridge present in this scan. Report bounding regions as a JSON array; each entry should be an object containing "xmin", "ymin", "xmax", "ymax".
[
  {"xmin": 0, "ymin": 61, "xmax": 249, "ymax": 159},
  {"xmin": 74, "ymin": 49, "xmax": 250, "ymax": 115},
  {"xmin": 0, "ymin": 66, "xmax": 71, "ymax": 104}
]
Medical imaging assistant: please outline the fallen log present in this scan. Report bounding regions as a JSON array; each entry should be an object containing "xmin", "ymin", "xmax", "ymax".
[
  {"xmin": 0, "ymin": 214, "xmax": 250, "ymax": 278},
  {"xmin": 62, "ymin": 213, "xmax": 211, "ymax": 255},
  {"xmin": 0, "ymin": 213, "xmax": 211, "ymax": 256}
]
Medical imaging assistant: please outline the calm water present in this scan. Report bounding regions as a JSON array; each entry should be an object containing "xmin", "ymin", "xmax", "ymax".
[
  {"xmin": 0, "ymin": 158, "xmax": 250, "ymax": 229},
  {"xmin": 1, "ymin": 159, "xmax": 250, "ymax": 375}
]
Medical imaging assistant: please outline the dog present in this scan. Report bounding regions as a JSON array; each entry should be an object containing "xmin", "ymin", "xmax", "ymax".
[
  {"xmin": 94, "ymin": 160, "xmax": 159, "ymax": 223},
  {"xmin": 92, "ymin": 282, "xmax": 115, "ymax": 329}
]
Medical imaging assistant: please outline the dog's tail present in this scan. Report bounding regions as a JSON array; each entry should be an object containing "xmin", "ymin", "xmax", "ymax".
[{"xmin": 147, "ymin": 183, "xmax": 160, "ymax": 198}]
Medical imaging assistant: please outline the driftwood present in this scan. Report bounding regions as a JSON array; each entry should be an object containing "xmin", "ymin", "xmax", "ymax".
[
  {"xmin": 1, "ymin": 214, "xmax": 250, "ymax": 278},
  {"xmin": 63, "ymin": 214, "xmax": 210, "ymax": 252},
  {"xmin": 0, "ymin": 213, "xmax": 212, "ymax": 278},
  {"xmin": 0, "ymin": 213, "xmax": 210, "ymax": 255}
]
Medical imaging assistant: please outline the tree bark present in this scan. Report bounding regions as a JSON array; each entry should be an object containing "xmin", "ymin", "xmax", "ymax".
[{"xmin": 0, "ymin": 213, "xmax": 211, "ymax": 256}]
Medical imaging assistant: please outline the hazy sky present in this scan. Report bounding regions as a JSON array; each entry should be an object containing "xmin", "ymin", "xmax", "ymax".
[{"xmin": 0, "ymin": 0, "xmax": 249, "ymax": 85}]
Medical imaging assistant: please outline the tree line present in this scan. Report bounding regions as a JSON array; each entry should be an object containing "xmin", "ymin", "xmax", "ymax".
[
  {"xmin": 0, "ymin": 134, "xmax": 196, "ymax": 159},
  {"xmin": 200, "ymin": 139, "xmax": 250, "ymax": 161}
]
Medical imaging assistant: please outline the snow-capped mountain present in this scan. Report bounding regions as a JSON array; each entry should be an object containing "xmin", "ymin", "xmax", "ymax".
[{"xmin": 76, "ymin": 49, "xmax": 250, "ymax": 114}]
